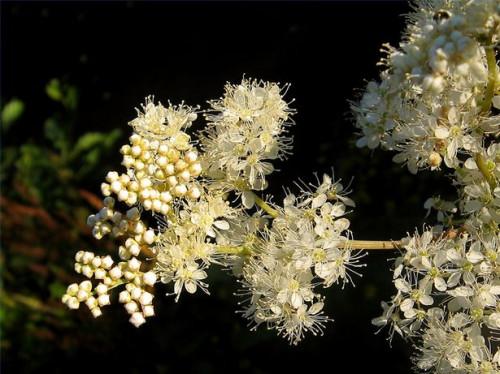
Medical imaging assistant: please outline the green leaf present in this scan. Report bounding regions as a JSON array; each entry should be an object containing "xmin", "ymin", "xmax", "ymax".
[
  {"xmin": 44, "ymin": 117, "xmax": 69, "ymax": 153},
  {"xmin": 46, "ymin": 79, "xmax": 63, "ymax": 102},
  {"xmin": 1, "ymin": 99, "xmax": 25, "ymax": 130},
  {"xmin": 49, "ymin": 282, "xmax": 66, "ymax": 299},
  {"xmin": 71, "ymin": 129, "xmax": 121, "ymax": 160}
]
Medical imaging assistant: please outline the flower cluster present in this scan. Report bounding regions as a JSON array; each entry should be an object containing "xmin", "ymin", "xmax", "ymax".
[
  {"xmin": 200, "ymin": 79, "xmax": 294, "ymax": 194},
  {"xmin": 355, "ymin": 0, "xmax": 500, "ymax": 372},
  {"xmin": 237, "ymin": 174, "xmax": 362, "ymax": 344},
  {"xmin": 63, "ymin": 78, "xmax": 361, "ymax": 345}
]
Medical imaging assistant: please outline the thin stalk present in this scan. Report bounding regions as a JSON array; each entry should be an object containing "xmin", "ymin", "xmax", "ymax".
[
  {"xmin": 253, "ymin": 193, "xmax": 279, "ymax": 218},
  {"xmin": 475, "ymin": 153, "xmax": 497, "ymax": 189},
  {"xmin": 480, "ymin": 44, "xmax": 497, "ymax": 114}
]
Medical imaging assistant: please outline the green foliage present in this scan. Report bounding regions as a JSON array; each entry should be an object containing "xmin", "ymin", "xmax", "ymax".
[
  {"xmin": 1, "ymin": 98, "xmax": 25, "ymax": 130},
  {"xmin": 0, "ymin": 79, "xmax": 123, "ymax": 370}
]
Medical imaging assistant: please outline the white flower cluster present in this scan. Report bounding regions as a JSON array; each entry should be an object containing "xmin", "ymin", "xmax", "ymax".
[
  {"xmin": 373, "ymin": 229, "xmax": 500, "ymax": 372},
  {"xmin": 355, "ymin": 0, "xmax": 500, "ymax": 372},
  {"xmin": 64, "ymin": 79, "xmax": 361, "ymax": 345},
  {"xmin": 237, "ymin": 175, "xmax": 362, "ymax": 345},
  {"xmin": 352, "ymin": 0, "xmax": 499, "ymax": 173},
  {"xmin": 200, "ymin": 79, "xmax": 293, "ymax": 194}
]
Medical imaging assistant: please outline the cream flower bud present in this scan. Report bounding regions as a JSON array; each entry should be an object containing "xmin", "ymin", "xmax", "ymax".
[
  {"xmin": 82, "ymin": 265, "xmax": 94, "ymax": 278},
  {"xmin": 106, "ymin": 171, "xmax": 119, "ymax": 182},
  {"xmin": 101, "ymin": 183, "xmax": 111, "ymax": 196},
  {"xmin": 77, "ymin": 289, "xmax": 89, "ymax": 302},
  {"xmin": 101, "ymin": 256, "xmax": 114, "ymax": 269},
  {"xmin": 152, "ymin": 199, "xmax": 162, "ymax": 212},
  {"xmin": 118, "ymin": 189, "xmax": 129, "ymax": 202},
  {"xmin": 142, "ymin": 305, "xmax": 155, "ymax": 317},
  {"xmin": 158, "ymin": 144, "xmax": 169, "ymax": 155},
  {"xmin": 143, "ymin": 199, "xmax": 153, "ymax": 210},
  {"xmin": 91, "ymin": 257, "xmax": 102, "ymax": 268},
  {"xmin": 97, "ymin": 294, "xmax": 111, "ymax": 306},
  {"xmin": 130, "ymin": 312, "xmax": 146, "ymax": 327},
  {"xmin": 119, "ymin": 291, "xmax": 131, "ymax": 304},
  {"xmin": 111, "ymin": 181, "xmax": 122, "ymax": 194},
  {"xmin": 184, "ymin": 151, "xmax": 197, "ymax": 163},
  {"xmin": 79, "ymin": 280, "xmax": 93, "ymax": 292},
  {"xmin": 160, "ymin": 191, "xmax": 172, "ymax": 203},
  {"xmin": 82, "ymin": 252, "xmax": 95, "ymax": 264},
  {"xmin": 189, "ymin": 163, "xmax": 202, "ymax": 176},
  {"xmin": 67, "ymin": 297, "xmax": 80, "ymax": 310},
  {"xmin": 91, "ymin": 307, "xmax": 102, "ymax": 318},
  {"xmin": 86, "ymin": 296, "xmax": 97, "ymax": 309},
  {"xmin": 143, "ymin": 230, "xmax": 155, "ymax": 245},
  {"xmin": 119, "ymin": 246, "xmax": 131, "ymax": 260},
  {"xmin": 175, "ymin": 159, "xmax": 188, "ymax": 171},
  {"xmin": 94, "ymin": 268, "xmax": 106, "ymax": 280},
  {"xmin": 109, "ymin": 266, "xmax": 123, "ymax": 280},
  {"xmin": 174, "ymin": 184, "xmax": 187, "ymax": 196},
  {"xmin": 129, "ymin": 243, "xmax": 141, "ymax": 257},
  {"xmin": 178, "ymin": 170, "xmax": 191, "ymax": 183},
  {"xmin": 74, "ymin": 263, "xmax": 82, "ymax": 273},
  {"xmin": 139, "ymin": 292, "xmax": 153, "ymax": 306},
  {"xmin": 167, "ymin": 176, "xmax": 178, "ymax": 187},
  {"xmin": 160, "ymin": 204, "xmax": 170, "ymax": 215},
  {"xmin": 131, "ymin": 145, "xmax": 142, "ymax": 157},
  {"xmin": 143, "ymin": 271, "xmax": 157, "ymax": 286},
  {"xmin": 95, "ymin": 283, "xmax": 108, "ymax": 295},
  {"xmin": 75, "ymin": 251, "xmax": 85, "ymax": 262},
  {"xmin": 128, "ymin": 258, "xmax": 141, "ymax": 272},
  {"xmin": 130, "ymin": 287, "xmax": 142, "ymax": 300},
  {"xmin": 187, "ymin": 186, "xmax": 201, "ymax": 199},
  {"xmin": 165, "ymin": 164, "xmax": 175, "ymax": 175},
  {"xmin": 67, "ymin": 283, "xmax": 79, "ymax": 295}
]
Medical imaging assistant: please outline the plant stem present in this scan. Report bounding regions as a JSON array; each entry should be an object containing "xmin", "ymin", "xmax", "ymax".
[
  {"xmin": 475, "ymin": 153, "xmax": 497, "ymax": 189},
  {"xmin": 339, "ymin": 240, "xmax": 401, "ymax": 250},
  {"xmin": 480, "ymin": 41, "xmax": 497, "ymax": 113},
  {"xmin": 216, "ymin": 240, "xmax": 401, "ymax": 256},
  {"xmin": 253, "ymin": 193, "xmax": 279, "ymax": 218}
]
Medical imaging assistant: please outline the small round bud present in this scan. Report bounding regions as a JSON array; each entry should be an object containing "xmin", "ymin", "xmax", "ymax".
[
  {"xmin": 139, "ymin": 292, "xmax": 153, "ymax": 306},
  {"xmin": 67, "ymin": 283, "xmax": 79, "ymax": 296},
  {"xmin": 165, "ymin": 164, "xmax": 175, "ymax": 175},
  {"xmin": 187, "ymin": 187, "xmax": 201, "ymax": 199},
  {"xmin": 77, "ymin": 289, "xmax": 89, "ymax": 302},
  {"xmin": 97, "ymin": 294, "xmax": 110, "ymax": 306},
  {"xmin": 142, "ymin": 305, "xmax": 155, "ymax": 317},
  {"xmin": 119, "ymin": 291, "xmax": 131, "ymax": 304},
  {"xmin": 143, "ymin": 230, "xmax": 156, "ymax": 245},
  {"xmin": 143, "ymin": 271, "xmax": 157, "ymax": 286},
  {"xmin": 94, "ymin": 268, "xmax": 106, "ymax": 280},
  {"xmin": 91, "ymin": 307, "xmax": 102, "ymax": 318},
  {"xmin": 184, "ymin": 151, "xmax": 198, "ymax": 163},
  {"xmin": 75, "ymin": 250, "xmax": 85, "ymax": 262},
  {"xmin": 86, "ymin": 296, "xmax": 97, "ymax": 309},
  {"xmin": 79, "ymin": 280, "xmax": 93, "ymax": 292},
  {"xmin": 109, "ymin": 266, "xmax": 123, "ymax": 280},
  {"xmin": 130, "ymin": 312, "xmax": 146, "ymax": 327},
  {"xmin": 95, "ymin": 283, "xmax": 108, "ymax": 295},
  {"xmin": 91, "ymin": 256, "xmax": 102, "ymax": 268},
  {"xmin": 67, "ymin": 297, "xmax": 80, "ymax": 310},
  {"xmin": 101, "ymin": 256, "xmax": 114, "ymax": 269},
  {"xmin": 130, "ymin": 287, "xmax": 142, "ymax": 300},
  {"xmin": 128, "ymin": 258, "xmax": 141, "ymax": 272},
  {"xmin": 174, "ymin": 184, "xmax": 187, "ymax": 197}
]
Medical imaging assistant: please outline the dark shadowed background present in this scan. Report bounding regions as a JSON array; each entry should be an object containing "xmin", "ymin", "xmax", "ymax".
[{"xmin": 1, "ymin": 1, "xmax": 453, "ymax": 373}]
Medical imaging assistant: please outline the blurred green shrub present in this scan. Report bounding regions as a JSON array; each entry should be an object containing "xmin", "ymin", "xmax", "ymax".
[{"xmin": 0, "ymin": 80, "xmax": 121, "ymax": 369}]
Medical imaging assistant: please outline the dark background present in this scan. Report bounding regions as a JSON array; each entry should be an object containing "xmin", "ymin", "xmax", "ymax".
[{"xmin": 1, "ymin": 1, "xmax": 452, "ymax": 373}]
